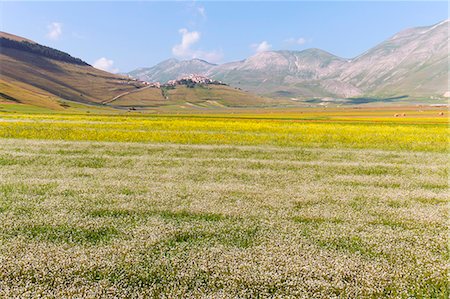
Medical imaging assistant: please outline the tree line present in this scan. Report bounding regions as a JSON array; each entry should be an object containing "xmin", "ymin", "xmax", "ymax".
[{"xmin": 1, "ymin": 37, "xmax": 90, "ymax": 66}]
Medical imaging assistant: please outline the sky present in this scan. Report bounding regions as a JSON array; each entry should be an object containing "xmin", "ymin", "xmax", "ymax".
[{"xmin": 0, "ymin": 1, "xmax": 448, "ymax": 73}]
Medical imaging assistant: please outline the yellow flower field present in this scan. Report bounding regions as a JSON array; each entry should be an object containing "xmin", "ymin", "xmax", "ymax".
[{"xmin": 0, "ymin": 113, "xmax": 448, "ymax": 152}]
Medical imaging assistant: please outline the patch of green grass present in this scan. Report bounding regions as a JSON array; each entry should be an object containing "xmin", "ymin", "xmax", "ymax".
[
  {"xmin": 420, "ymin": 182, "xmax": 448, "ymax": 190},
  {"xmin": 89, "ymin": 209, "xmax": 136, "ymax": 218},
  {"xmin": 337, "ymin": 180, "xmax": 402, "ymax": 189},
  {"xmin": 412, "ymin": 197, "xmax": 448, "ymax": 205},
  {"xmin": 74, "ymin": 172, "xmax": 93, "ymax": 178},
  {"xmin": 293, "ymin": 196, "xmax": 337, "ymax": 208},
  {"xmin": 119, "ymin": 187, "xmax": 146, "ymax": 195},
  {"xmin": 369, "ymin": 218, "xmax": 415, "ymax": 230},
  {"xmin": 386, "ymin": 199, "xmax": 410, "ymax": 208},
  {"xmin": 70, "ymin": 157, "xmax": 106, "ymax": 168},
  {"xmin": 158, "ymin": 210, "xmax": 226, "ymax": 222},
  {"xmin": 165, "ymin": 231, "xmax": 216, "ymax": 247},
  {"xmin": 292, "ymin": 216, "xmax": 343, "ymax": 224},
  {"xmin": 220, "ymin": 226, "xmax": 259, "ymax": 248},
  {"xmin": 60, "ymin": 189, "xmax": 77, "ymax": 197},
  {"xmin": 8, "ymin": 224, "xmax": 119, "ymax": 245},
  {"xmin": 0, "ymin": 182, "xmax": 57, "ymax": 197},
  {"xmin": 349, "ymin": 165, "xmax": 401, "ymax": 176},
  {"xmin": 0, "ymin": 155, "xmax": 18, "ymax": 166},
  {"xmin": 88, "ymin": 208, "xmax": 226, "ymax": 223},
  {"xmin": 154, "ymin": 226, "xmax": 259, "ymax": 250},
  {"xmin": 406, "ymin": 275, "xmax": 450, "ymax": 299},
  {"xmin": 369, "ymin": 217, "xmax": 444, "ymax": 231},
  {"xmin": 317, "ymin": 235, "xmax": 381, "ymax": 258},
  {"xmin": 0, "ymin": 205, "xmax": 8, "ymax": 213},
  {"xmin": 348, "ymin": 196, "xmax": 375, "ymax": 211},
  {"xmin": 56, "ymin": 149, "xmax": 90, "ymax": 155}
]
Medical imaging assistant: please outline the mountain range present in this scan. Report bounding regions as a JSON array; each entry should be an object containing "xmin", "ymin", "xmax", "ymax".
[
  {"xmin": 0, "ymin": 20, "xmax": 448, "ymax": 112},
  {"xmin": 129, "ymin": 19, "xmax": 449, "ymax": 99},
  {"xmin": 0, "ymin": 32, "xmax": 280, "ymax": 111}
]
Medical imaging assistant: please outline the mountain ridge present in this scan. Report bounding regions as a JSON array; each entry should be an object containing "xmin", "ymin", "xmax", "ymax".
[
  {"xmin": 129, "ymin": 19, "xmax": 449, "ymax": 99},
  {"xmin": 0, "ymin": 33, "xmax": 282, "ymax": 111},
  {"xmin": 0, "ymin": 33, "xmax": 146, "ymax": 109}
]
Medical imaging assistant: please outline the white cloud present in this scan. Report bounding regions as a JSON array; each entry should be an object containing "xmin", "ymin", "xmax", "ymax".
[
  {"xmin": 46, "ymin": 22, "xmax": 63, "ymax": 40},
  {"xmin": 172, "ymin": 28, "xmax": 201, "ymax": 57},
  {"xmin": 93, "ymin": 57, "xmax": 119, "ymax": 73},
  {"xmin": 296, "ymin": 37, "xmax": 306, "ymax": 45},
  {"xmin": 172, "ymin": 28, "xmax": 223, "ymax": 63},
  {"xmin": 285, "ymin": 37, "xmax": 307, "ymax": 45},
  {"xmin": 197, "ymin": 6, "xmax": 206, "ymax": 18},
  {"xmin": 251, "ymin": 41, "xmax": 272, "ymax": 53}
]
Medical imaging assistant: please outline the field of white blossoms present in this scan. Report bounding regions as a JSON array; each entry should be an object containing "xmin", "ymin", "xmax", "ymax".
[{"xmin": 0, "ymin": 137, "xmax": 448, "ymax": 298}]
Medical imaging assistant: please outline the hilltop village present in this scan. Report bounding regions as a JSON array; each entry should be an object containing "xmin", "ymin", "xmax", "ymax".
[{"xmin": 130, "ymin": 74, "xmax": 226, "ymax": 89}]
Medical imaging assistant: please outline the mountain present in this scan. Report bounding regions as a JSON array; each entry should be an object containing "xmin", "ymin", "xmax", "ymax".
[
  {"xmin": 207, "ymin": 49, "xmax": 360, "ymax": 98},
  {"xmin": 130, "ymin": 20, "xmax": 449, "ymax": 99},
  {"xmin": 1, "ymin": 32, "xmax": 284, "ymax": 111},
  {"xmin": 0, "ymin": 32, "xmax": 144, "ymax": 110},
  {"xmin": 339, "ymin": 19, "xmax": 449, "ymax": 97},
  {"xmin": 129, "ymin": 58, "xmax": 217, "ymax": 83},
  {"xmin": 0, "ymin": 32, "xmax": 36, "ymax": 43}
]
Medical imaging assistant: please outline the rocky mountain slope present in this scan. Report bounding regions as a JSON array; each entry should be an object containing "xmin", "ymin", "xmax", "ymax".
[
  {"xmin": 130, "ymin": 20, "xmax": 449, "ymax": 99},
  {"xmin": 129, "ymin": 58, "xmax": 217, "ymax": 84},
  {"xmin": 207, "ymin": 49, "xmax": 360, "ymax": 98},
  {"xmin": 339, "ymin": 19, "xmax": 448, "ymax": 97}
]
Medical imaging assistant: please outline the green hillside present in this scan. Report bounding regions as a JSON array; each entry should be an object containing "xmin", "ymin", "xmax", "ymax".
[
  {"xmin": 110, "ymin": 85, "xmax": 291, "ymax": 110},
  {"xmin": 0, "ymin": 32, "xmax": 145, "ymax": 110}
]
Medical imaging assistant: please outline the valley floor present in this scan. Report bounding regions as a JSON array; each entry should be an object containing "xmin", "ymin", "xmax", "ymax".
[{"xmin": 0, "ymin": 112, "xmax": 448, "ymax": 297}]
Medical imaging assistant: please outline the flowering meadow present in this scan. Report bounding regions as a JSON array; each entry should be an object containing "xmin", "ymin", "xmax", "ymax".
[{"xmin": 0, "ymin": 111, "xmax": 448, "ymax": 297}]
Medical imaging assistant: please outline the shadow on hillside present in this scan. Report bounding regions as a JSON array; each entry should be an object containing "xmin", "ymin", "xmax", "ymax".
[
  {"xmin": 2, "ymin": 47, "xmax": 65, "ymax": 73},
  {"xmin": 345, "ymin": 95, "xmax": 409, "ymax": 104},
  {"xmin": 304, "ymin": 95, "xmax": 409, "ymax": 104}
]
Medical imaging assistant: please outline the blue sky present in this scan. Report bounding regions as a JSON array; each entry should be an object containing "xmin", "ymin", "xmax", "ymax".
[{"xmin": 1, "ymin": 1, "xmax": 448, "ymax": 73}]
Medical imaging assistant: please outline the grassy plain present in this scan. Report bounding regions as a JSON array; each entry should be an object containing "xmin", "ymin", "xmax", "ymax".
[{"xmin": 0, "ymin": 108, "xmax": 448, "ymax": 297}]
